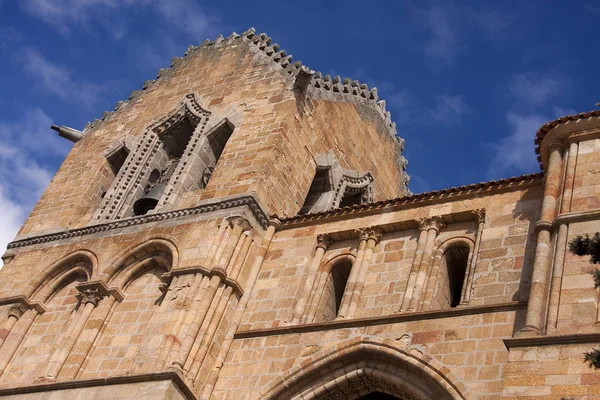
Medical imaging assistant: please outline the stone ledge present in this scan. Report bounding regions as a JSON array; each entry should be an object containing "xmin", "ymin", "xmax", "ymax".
[
  {"xmin": 0, "ymin": 371, "xmax": 196, "ymax": 399},
  {"xmin": 554, "ymin": 209, "xmax": 600, "ymax": 228},
  {"xmin": 7, "ymin": 194, "xmax": 269, "ymax": 250},
  {"xmin": 504, "ymin": 331, "xmax": 600, "ymax": 349},
  {"xmin": 235, "ymin": 301, "xmax": 526, "ymax": 339}
]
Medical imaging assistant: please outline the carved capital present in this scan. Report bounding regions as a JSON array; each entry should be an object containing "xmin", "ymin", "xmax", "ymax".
[
  {"xmin": 316, "ymin": 233, "xmax": 331, "ymax": 250},
  {"xmin": 357, "ymin": 227, "xmax": 384, "ymax": 244},
  {"xmin": 419, "ymin": 216, "xmax": 445, "ymax": 233},
  {"xmin": 472, "ymin": 209, "xmax": 486, "ymax": 225},
  {"xmin": 8, "ymin": 302, "xmax": 28, "ymax": 319},
  {"xmin": 77, "ymin": 287, "xmax": 105, "ymax": 307},
  {"xmin": 227, "ymin": 216, "xmax": 252, "ymax": 232}
]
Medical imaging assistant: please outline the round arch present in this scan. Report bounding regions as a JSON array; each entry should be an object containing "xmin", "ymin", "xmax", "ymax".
[
  {"xmin": 262, "ymin": 340, "xmax": 470, "ymax": 400},
  {"xmin": 319, "ymin": 252, "xmax": 356, "ymax": 272},
  {"xmin": 101, "ymin": 237, "xmax": 178, "ymax": 289},
  {"xmin": 27, "ymin": 250, "xmax": 97, "ymax": 302}
]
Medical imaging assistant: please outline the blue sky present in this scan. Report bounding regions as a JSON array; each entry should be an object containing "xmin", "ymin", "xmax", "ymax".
[{"xmin": 0, "ymin": 0, "xmax": 599, "ymax": 256}]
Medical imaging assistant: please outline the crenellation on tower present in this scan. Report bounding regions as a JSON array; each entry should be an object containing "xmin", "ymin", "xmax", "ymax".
[{"xmin": 1, "ymin": 28, "xmax": 600, "ymax": 400}]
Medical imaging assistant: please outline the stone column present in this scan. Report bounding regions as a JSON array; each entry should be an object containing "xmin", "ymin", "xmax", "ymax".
[
  {"xmin": 521, "ymin": 142, "xmax": 563, "ymax": 335},
  {"xmin": 408, "ymin": 216, "xmax": 445, "ymax": 312},
  {"xmin": 336, "ymin": 230, "xmax": 369, "ymax": 319},
  {"xmin": 0, "ymin": 303, "xmax": 46, "ymax": 378},
  {"xmin": 546, "ymin": 141, "xmax": 578, "ymax": 333},
  {"xmin": 345, "ymin": 228, "xmax": 383, "ymax": 319},
  {"xmin": 461, "ymin": 209, "xmax": 485, "ymax": 305},
  {"xmin": 399, "ymin": 221, "xmax": 430, "ymax": 311},
  {"xmin": 42, "ymin": 284, "xmax": 109, "ymax": 380},
  {"xmin": 0, "ymin": 302, "xmax": 27, "ymax": 349},
  {"xmin": 199, "ymin": 222, "xmax": 277, "ymax": 399},
  {"xmin": 291, "ymin": 234, "xmax": 331, "ymax": 324},
  {"xmin": 168, "ymin": 216, "xmax": 251, "ymax": 371},
  {"xmin": 185, "ymin": 233, "xmax": 253, "ymax": 377},
  {"xmin": 60, "ymin": 285, "xmax": 124, "ymax": 379}
]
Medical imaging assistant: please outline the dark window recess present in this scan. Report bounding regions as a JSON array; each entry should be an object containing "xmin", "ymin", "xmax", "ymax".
[
  {"xmin": 339, "ymin": 190, "xmax": 363, "ymax": 208},
  {"xmin": 358, "ymin": 393, "xmax": 401, "ymax": 400},
  {"xmin": 106, "ymin": 146, "xmax": 129, "ymax": 175},
  {"xmin": 445, "ymin": 245, "xmax": 469, "ymax": 307},
  {"xmin": 199, "ymin": 120, "xmax": 234, "ymax": 189},
  {"xmin": 300, "ymin": 167, "xmax": 332, "ymax": 214},
  {"xmin": 331, "ymin": 260, "xmax": 352, "ymax": 317}
]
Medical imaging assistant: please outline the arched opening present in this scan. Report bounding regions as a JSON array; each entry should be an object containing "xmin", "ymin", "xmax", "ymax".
[
  {"xmin": 262, "ymin": 340, "xmax": 468, "ymax": 400},
  {"xmin": 316, "ymin": 259, "xmax": 352, "ymax": 322},
  {"xmin": 436, "ymin": 244, "xmax": 470, "ymax": 309},
  {"xmin": 300, "ymin": 167, "xmax": 333, "ymax": 214},
  {"xmin": 198, "ymin": 119, "xmax": 235, "ymax": 189}
]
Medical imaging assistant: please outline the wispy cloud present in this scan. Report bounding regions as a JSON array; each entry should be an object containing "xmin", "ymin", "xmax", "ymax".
[
  {"xmin": 428, "ymin": 95, "xmax": 470, "ymax": 125},
  {"xmin": 419, "ymin": 2, "xmax": 521, "ymax": 68},
  {"xmin": 21, "ymin": 0, "xmax": 220, "ymax": 40},
  {"xmin": 0, "ymin": 109, "xmax": 68, "ymax": 262},
  {"xmin": 423, "ymin": 5, "xmax": 463, "ymax": 68},
  {"xmin": 508, "ymin": 73, "xmax": 568, "ymax": 107},
  {"xmin": 22, "ymin": 49, "xmax": 103, "ymax": 106},
  {"xmin": 388, "ymin": 90, "xmax": 470, "ymax": 128},
  {"xmin": 486, "ymin": 112, "xmax": 545, "ymax": 179}
]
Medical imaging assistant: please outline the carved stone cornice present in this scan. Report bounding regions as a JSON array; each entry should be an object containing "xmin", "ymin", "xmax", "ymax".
[
  {"xmin": 0, "ymin": 295, "xmax": 47, "ymax": 316},
  {"xmin": 7, "ymin": 195, "xmax": 269, "ymax": 250},
  {"xmin": 75, "ymin": 281, "xmax": 124, "ymax": 304},
  {"xmin": 316, "ymin": 233, "xmax": 331, "ymax": 250},
  {"xmin": 162, "ymin": 266, "xmax": 244, "ymax": 298},
  {"xmin": 227, "ymin": 216, "xmax": 252, "ymax": 232}
]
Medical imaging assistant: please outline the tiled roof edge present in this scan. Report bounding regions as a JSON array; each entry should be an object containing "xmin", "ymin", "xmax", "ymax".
[
  {"xmin": 277, "ymin": 172, "xmax": 544, "ymax": 225},
  {"xmin": 534, "ymin": 109, "xmax": 600, "ymax": 168}
]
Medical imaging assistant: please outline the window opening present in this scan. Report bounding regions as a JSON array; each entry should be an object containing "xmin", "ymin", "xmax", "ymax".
[
  {"xmin": 300, "ymin": 167, "xmax": 333, "ymax": 214},
  {"xmin": 317, "ymin": 259, "xmax": 352, "ymax": 322},
  {"xmin": 444, "ymin": 245, "xmax": 470, "ymax": 308},
  {"xmin": 339, "ymin": 189, "xmax": 364, "ymax": 208},
  {"xmin": 198, "ymin": 119, "xmax": 234, "ymax": 189}
]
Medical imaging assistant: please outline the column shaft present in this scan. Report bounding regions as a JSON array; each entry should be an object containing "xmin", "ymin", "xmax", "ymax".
[
  {"xmin": 399, "ymin": 227, "xmax": 429, "ymax": 311},
  {"xmin": 522, "ymin": 144, "xmax": 563, "ymax": 334},
  {"xmin": 198, "ymin": 224, "xmax": 276, "ymax": 399},
  {"xmin": 408, "ymin": 221, "xmax": 442, "ymax": 311},
  {"xmin": 337, "ymin": 234, "xmax": 368, "ymax": 319},
  {"xmin": 346, "ymin": 230, "xmax": 382, "ymax": 318},
  {"xmin": 291, "ymin": 234, "xmax": 330, "ymax": 324},
  {"xmin": 0, "ymin": 309, "xmax": 38, "ymax": 377}
]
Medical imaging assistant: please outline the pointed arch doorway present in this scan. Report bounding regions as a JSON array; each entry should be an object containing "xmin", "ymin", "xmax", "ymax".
[{"xmin": 262, "ymin": 340, "xmax": 469, "ymax": 400}]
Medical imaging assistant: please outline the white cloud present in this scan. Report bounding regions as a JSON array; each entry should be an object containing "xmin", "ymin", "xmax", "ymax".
[
  {"xmin": 423, "ymin": 5, "xmax": 462, "ymax": 67},
  {"xmin": 420, "ymin": 2, "xmax": 521, "ymax": 68},
  {"xmin": 508, "ymin": 73, "xmax": 567, "ymax": 107},
  {"xmin": 22, "ymin": 49, "xmax": 103, "ymax": 106},
  {"xmin": 428, "ymin": 95, "xmax": 470, "ymax": 125},
  {"xmin": 487, "ymin": 112, "xmax": 546, "ymax": 179},
  {"xmin": 0, "ymin": 109, "xmax": 68, "ymax": 265},
  {"xmin": 21, "ymin": 0, "xmax": 219, "ymax": 40}
]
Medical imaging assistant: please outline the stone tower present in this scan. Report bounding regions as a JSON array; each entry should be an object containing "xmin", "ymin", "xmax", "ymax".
[{"xmin": 2, "ymin": 28, "xmax": 600, "ymax": 400}]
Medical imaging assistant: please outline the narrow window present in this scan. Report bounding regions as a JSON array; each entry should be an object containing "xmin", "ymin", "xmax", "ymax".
[
  {"xmin": 316, "ymin": 259, "xmax": 352, "ymax": 322},
  {"xmin": 132, "ymin": 117, "xmax": 196, "ymax": 216},
  {"xmin": 436, "ymin": 245, "xmax": 470, "ymax": 308},
  {"xmin": 199, "ymin": 119, "xmax": 234, "ymax": 188},
  {"xmin": 100, "ymin": 145, "xmax": 129, "ymax": 199},
  {"xmin": 300, "ymin": 167, "xmax": 333, "ymax": 214}
]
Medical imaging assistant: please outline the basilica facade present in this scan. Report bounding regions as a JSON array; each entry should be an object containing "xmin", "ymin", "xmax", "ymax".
[{"xmin": 0, "ymin": 28, "xmax": 599, "ymax": 399}]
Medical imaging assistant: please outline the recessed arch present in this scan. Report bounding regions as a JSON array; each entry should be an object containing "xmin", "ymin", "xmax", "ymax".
[
  {"xmin": 262, "ymin": 340, "xmax": 470, "ymax": 400},
  {"xmin": 101, "ymin": 238, "xmax": 178, "ymax": 289},
  {"xmin": 27, "ymin": 250, "xmax": 97, "ymax": 302},
  {"xmin": 429, "ymin": 236, "xmax": 475, "ymax": 310}
]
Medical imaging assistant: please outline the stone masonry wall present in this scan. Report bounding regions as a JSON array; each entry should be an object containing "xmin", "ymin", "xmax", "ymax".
[{"xmin": 16, "ymin": 36, "xmax": 406, "ymax": 239}]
